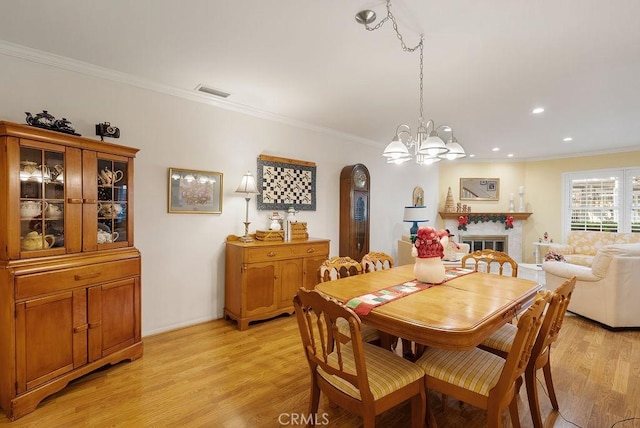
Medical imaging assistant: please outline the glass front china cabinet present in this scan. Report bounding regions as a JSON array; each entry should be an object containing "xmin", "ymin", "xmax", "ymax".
[{"xmin": 0, "ymin": 121, "xmax": 142, "ymax": 420}]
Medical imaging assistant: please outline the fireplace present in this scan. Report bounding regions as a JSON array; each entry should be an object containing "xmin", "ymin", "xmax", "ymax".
[
  {"xmin": 462, "ymin": 235, "xmax": 508, "ymax": 253},
  {"xmin": 442, "ymin": 213, "xmax": 530, "ymax": 263}
]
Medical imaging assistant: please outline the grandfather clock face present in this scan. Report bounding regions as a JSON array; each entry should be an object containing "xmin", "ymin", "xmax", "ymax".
[{"xmin": 340, "ymin": 164, "xmax": 370, "ymax": 262}]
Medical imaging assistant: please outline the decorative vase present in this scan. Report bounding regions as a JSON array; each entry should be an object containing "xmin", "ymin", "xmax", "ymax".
[{"xmin": 414, "ymin": 257, "xmax": 445, "ymax": 284}]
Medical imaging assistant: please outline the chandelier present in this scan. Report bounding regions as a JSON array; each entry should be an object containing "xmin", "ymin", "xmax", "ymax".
[{"xmin": 355, "ymin": 1, "xmax": 466, "ymax": 165}]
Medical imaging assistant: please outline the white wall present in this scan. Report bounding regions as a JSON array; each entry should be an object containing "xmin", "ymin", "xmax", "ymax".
[{"xmin": 0, "ymin": 52, "xmax": 440, "ymax": 335}]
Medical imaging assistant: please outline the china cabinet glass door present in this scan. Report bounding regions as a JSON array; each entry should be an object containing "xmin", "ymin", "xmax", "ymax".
[
  {"xmin": 19, "ymin": 147, "xmax": 65, "ymax": 253},
  {"xmin": 97, "ymin": 158, "xmax": 128, "ymax": 245}
]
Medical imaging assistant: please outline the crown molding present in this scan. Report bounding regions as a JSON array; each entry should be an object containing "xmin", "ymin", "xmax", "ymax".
[{"xmin": 0, "ymin": 40, "xmax": 379, "ymax": 148}]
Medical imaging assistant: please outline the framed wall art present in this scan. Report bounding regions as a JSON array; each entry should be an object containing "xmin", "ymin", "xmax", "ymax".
[
  {"xmin": 460, "ymin": 177, "xmax": 500, "ymax": 201},
  {"xmin": 257, "ymin": 154, "xmax": 316, "ymax": 211},
  {"xmin": 168, "ymin": 167, "xmax": 223, "ymax": 214}
]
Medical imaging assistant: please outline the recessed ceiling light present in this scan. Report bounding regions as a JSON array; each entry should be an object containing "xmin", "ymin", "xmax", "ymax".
[
  {"xmin": 507, "ymin": 153, "xmax": 514, "ymax": 158},
  {"xmin": 531, "ymin": 107, "xmax": 545, "ymax": 114},
  {"xmin": 563, "ymin": 137, "xmax": 573, "ymax": 142},
  {"xmin": 469, "ymin": 154, "xmax": 475, "ymax": 158},
  {"xmin": 492, "ymin": 147, "xmax": 500, "ymax": 152}
]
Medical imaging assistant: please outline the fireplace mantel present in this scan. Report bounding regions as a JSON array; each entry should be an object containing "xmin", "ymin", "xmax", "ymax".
[{"xmin": 439, "ymin": 212, "xmax": 532, "ymax": 220}]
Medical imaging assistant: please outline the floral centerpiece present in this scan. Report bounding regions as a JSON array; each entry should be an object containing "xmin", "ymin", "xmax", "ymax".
[{"xmin": 411, "ymin": 227, "xmax": 449, "ymax": 283}]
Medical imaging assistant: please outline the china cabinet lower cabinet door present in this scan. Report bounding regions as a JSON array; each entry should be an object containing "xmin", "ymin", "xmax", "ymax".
[
  {"xmin": 88, "ymin": 278, "xmax": 141, "ymax": 362},
  {"xmin": 15, "ymin": 291, "xmax": 85, "ymax": 393}
]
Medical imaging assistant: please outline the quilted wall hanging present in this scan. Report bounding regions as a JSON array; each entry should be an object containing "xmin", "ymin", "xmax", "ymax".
[{"xmin": 257, "ymin": 154, "xmax": 316, "ymax": 211}]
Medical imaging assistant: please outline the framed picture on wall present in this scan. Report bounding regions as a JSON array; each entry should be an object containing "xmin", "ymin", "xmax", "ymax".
[
  {"xmin": 168, "ymin": 167, "xmax": 223, "ymax": 214},
  {"xmin": 257, "ymin": 154, "xmax": 316, "ymax": 211},
  {"xmin": 460, "ymin": 177, "xmax": 500, "ymax": 201}
]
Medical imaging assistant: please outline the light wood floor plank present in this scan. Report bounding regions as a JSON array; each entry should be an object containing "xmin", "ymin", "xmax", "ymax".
[{"xmin": 0, "ymin": 313, "xmax": 639, "ymax": 427}]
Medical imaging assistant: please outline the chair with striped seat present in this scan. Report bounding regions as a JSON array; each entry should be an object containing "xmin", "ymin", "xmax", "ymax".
[
  {"xmin": 478, "ymin": 276, "xmax": 577, "ymax": 427},
  {"xmin": 293, "ymin": 289, "xmax": 426, "ymax": 428},
  {"xmin": 415, "ymin": 292, "xmax": 550, "ymax": 428},
  {"xmin": 361, "ymin": 252, "xmax": 394, "ymax": 273},
  {"xmin": 317, "ymin": 256, "xmax": 379, "ymax": 344},
  {"xmin": 462, "ymin": 249, "xmax": 519, "ymax": 277}
]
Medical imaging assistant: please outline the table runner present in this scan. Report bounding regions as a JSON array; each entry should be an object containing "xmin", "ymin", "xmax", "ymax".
[{"xmin": 345, "ymin": 267, "xmax": 475, "ymax": 315}]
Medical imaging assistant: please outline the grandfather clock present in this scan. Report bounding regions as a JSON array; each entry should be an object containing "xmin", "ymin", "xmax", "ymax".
[{"xmin": 340, "ymin": 164, "xmax": 370, "ymax": 262}]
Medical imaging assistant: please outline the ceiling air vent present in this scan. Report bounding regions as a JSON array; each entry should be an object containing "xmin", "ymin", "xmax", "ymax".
[{"xmin": 195, "ymin": 84, "xmax": 230, "ymax": 98}]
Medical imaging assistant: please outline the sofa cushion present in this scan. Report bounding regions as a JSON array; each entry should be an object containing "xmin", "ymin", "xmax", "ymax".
[
  {"xmin": 591, "ymin": 243, "xmax": 640, "ymax": 277},
  {"xmin": 542, "ymin": 260, "xmax": 599, "ymax": 282},
  {"xmin": 614, "ymin": 233, "xmax": 640, "ymax": 244},
  {"xmin": 567, "ymin": 231, "xmax": 616, "ymax": 256},
  {"xmin": 563, "ymin": 254, "xmax": 594, "ymax": 267}
]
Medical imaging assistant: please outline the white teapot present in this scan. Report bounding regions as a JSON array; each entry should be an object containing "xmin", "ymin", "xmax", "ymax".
[
  {"xmin": 20, "ymin": 200, "xmax": 48, "ymax": 218},
  {"xmin": 45, "ymin": 203, "xmax": 63, "ymax": 219},
  {"xmin": 98, "ymin": 167, "xmax": 123, "ymax": 186},
  {"xmin": 97, "ymin": 229, "xmax": 119, "ymax": 244}
]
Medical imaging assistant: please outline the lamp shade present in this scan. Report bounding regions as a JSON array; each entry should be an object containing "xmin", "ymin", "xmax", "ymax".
[
  {"xmin": 441, "ymin": 137, "xmax": 466, "ymax": 160},
  {"xmin": 403, "ymin": 206, "xmax": 429, "ymax": 222},
  {"xmin": 383, "ymin": 136, "xmax": 410, "ymax": 159},
  {"xmin": 418, "ymin": 131, "xmax": 449, "ymax": 156},
  {"xmin": 235, "ymin": 171, "xmax": 259, "ymax": 194}
]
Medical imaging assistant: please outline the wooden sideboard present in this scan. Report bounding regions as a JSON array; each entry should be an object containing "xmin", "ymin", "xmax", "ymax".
[{"xmin": 224, "ymin": 236, "xmax": 330, "ymax": 330}]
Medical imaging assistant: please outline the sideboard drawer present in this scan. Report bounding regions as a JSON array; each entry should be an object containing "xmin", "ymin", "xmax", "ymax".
[
  {"xmin": 290, "ymin": 242, "xmax": 329, "ymax": 257},
  {"xmin": 244, "ymin": 246, "xmax": 294, "ymax": 263},
  {"xmin": 15, "ymin": 258, "xmax": 140, "ymax": 299}
]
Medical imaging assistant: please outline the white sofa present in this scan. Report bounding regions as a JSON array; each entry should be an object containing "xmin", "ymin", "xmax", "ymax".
[
  {"xmin": 547, "ymin": 231, "xmax": 640, "ymax": 267},
  {"xmin": 542, "ymin": 243, "xmax": 640, "ymax": 328}
]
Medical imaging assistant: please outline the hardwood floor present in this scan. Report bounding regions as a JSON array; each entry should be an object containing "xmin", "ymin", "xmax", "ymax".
[{"xmin": 1, "ymin": 313, "xmax": 639, "ymax": 427}]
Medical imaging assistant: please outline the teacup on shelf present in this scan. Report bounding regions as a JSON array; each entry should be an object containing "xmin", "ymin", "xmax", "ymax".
[
  {"xmin": 98, "ymin": 202, "xmax": 125, "ymax": 218},
  {"xmin": 97, "ymin": 229, "xmax": 119, "ymax": 244}
]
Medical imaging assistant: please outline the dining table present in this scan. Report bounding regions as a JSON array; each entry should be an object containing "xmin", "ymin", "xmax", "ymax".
[{"xmin": 315, "ymin": 264, "xmax": 542, "ymax": 351}]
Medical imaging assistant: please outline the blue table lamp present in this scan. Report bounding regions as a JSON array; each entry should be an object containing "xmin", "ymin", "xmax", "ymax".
[{"xmin": 403, "ymin": 206, "xmax": 429, "ymax": 242}]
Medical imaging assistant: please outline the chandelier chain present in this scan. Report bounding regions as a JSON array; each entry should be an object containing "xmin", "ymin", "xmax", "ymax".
[
  {"xmin": 365, "ymin": 2, "xmax": 423, "ymax": 52},
  {"xmin": 419, "ymin": 41, "xmax": 424, "ymax": 123}
]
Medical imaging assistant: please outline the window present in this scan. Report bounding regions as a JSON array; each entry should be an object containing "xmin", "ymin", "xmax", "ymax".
[{"xmin": 563, "ymin": 168, "xmax": 640, "ymax": 237}]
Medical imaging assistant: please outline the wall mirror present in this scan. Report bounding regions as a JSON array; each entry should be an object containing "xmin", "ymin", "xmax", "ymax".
[{"xmin": 460, "ymin": 178, "xmax": 500, "ymax": 201}]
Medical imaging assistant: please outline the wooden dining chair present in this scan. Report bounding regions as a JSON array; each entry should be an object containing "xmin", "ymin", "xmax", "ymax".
[
  {"xmin": 318, "ymin": 256, "xmax": 363, "ymax": 283},
  {"xmin": 415, "ymin": 292, "xmax": 550, "ymax": 428},
  {"xmin": 361, "ymin": 252, "xmax": 394, "ymax": 273},
  {"xmin": 462, "ymin": 249, "xmax": 519, "ymax": 277},
  {"xmin": 317, "ymin": 256, "xmax": 378, "ymax": 344},
  {"xmin": 293, "ymin": 289, "xmax": 426, "ymax": 428},
  {"xmin": 478, "ymin": 276, "xmax": 577, "ymax": 428}
]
